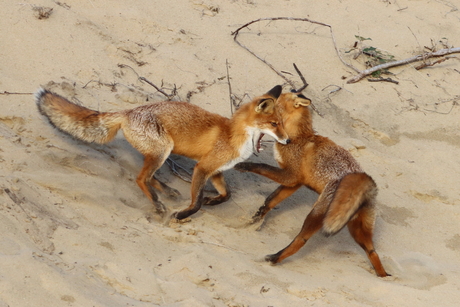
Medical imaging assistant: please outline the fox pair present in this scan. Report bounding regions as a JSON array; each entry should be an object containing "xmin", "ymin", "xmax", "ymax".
[{"xmin": 36, "ymin": 85, "xmax": 388, "ymax": 277}]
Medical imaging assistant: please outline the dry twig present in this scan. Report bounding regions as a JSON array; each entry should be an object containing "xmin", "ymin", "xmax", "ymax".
[
  {"xmin": 291, "ymin": 63, "xmax": 323, "ymax": 117},
  {"xmin": 232, "ymin": 17, "xmax": 360, "ymax": 88},
  {"xmin": 233, "ymin": 17, "xmax": 460, "ymax": 85},
  {"xmin": 165, "ymin": 158, "xmax": 192, "ymax": 183},
  {"xmin": 415, "ymin": 57, "xmax": 451, "ymax": 70},
  {"xmin": 368, "ymin": 77, "xmax": 399, "ymax": 84},
  {"xmin": 347, "ymin": 47, "xmax": 460, "ymax": 83},
  {"xmin": 118, "ymin": 64, "xmax": 176, "ymax": 99},
  {"xmin": 226, "ymin": 59, "xmax": 237, "ymax": 114},
  {"xmin": 0, "ymin": 91, "xmax": 33, "ymax": 95},
  {"xmin": 292, "ymin": 63, "xmax": 308, "ymax": 92}
]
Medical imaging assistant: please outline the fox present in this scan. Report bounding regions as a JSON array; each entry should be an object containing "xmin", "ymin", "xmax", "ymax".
[
  {"xmin": 235, "ymin": 90, "xmax": 389, "ymax": 277},
  {"xmin": 35, "ymin": 85, "xmax": 290, "ymax": 220}
]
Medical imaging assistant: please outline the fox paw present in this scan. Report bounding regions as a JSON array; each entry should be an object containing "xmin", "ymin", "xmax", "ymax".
[
  {"xmin": 171, "ymin": 210, "xmax": 192, "ymax": 220},
  {"xmin": 146, "ymin": 207, "xmax": 167, "ymax": 223},
  {"xmin": 247, "ymin": 216, "xmax": 265, "ymax": 231},
  {"xmin": 265, "ymin": 253, "xmax": 280, "ymax": 264},
  {"xmin": 165, "ymin": 187, "xmax": 181, "ymax": 199},
  {"xmin": 249, "ymin": 214, "xmax": 263, "ymax": 224},
  {"xmin": 155, "ymin": 202, "xmax": 167, "ymax": 216}
]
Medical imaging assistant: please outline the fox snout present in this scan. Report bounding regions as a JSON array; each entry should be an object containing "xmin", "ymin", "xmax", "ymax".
[
  {"xmin": 268, "ymin": 124, "xmax": 290, "ymax": 145},
  {"xmin": 278, "ymin": 138, "xmax": 291, "ymax": 145},
  {"xmin": 262, "ymin": 129, "xmax": 290, "ymax": 145},
  {"xmin": 275, "ymin": 125, "xmax": 290, "ymax": 145}
]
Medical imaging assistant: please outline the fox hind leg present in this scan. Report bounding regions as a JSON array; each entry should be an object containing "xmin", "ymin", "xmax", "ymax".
[
  {"xmin": 150, "ymin": 175, "xmax": 181, "ymax": 198},
  {"xmin": 266, "ymin": 206, "xmax": 325, "ymax": 264},
  {"xmin": 265, "ymin": 182, "xmax": 335, "ymax": 264},
  {"xmin": 347, "ymin": 205, "xmax": 390, "ymax": 277},
  {"xmin": 137, "ymin": 154, "xmax": 170, "ymax": 217}
]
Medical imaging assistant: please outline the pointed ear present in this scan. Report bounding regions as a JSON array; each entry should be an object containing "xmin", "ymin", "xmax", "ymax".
[
  {"xmin": 255, "ymin": 98, "xmax": 275, "ymax": 114},
  {"xmin": 294, "ymin": 95, "xmax": 311, "ymax": 108},
  {"xmin": 266, "ymin": 85, "xmax": 282, "ymax": 99}
]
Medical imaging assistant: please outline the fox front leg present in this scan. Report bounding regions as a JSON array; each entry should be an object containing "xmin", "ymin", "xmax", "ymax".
[
  {"xmin": 235, "ymin": 162, "xmax": 299, "ymax": 187},
  {"xmin": 172, "ymin": 164, "xmax": 208, "ymax": 220},
  {"xmin": 251, "ymin": 185, "xmax": 301, "ymax": 224},
  {"xmin": 203, "ymin": 173, "xmax": 231, "ymax": 206}
]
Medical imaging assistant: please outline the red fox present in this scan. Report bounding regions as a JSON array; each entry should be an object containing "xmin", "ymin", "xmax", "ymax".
[
  {"xmin": 235, "ymin": 91, "xmax": 389, "ymax": 277},
  {"xmin": 36, "ymin": 85, "xmax": 290, "ymax": 220}
]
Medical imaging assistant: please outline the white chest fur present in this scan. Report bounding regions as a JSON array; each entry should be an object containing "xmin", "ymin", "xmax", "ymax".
[{"xmin": 218, "ymin": 127, "xmax": 258, "ymax": 172}]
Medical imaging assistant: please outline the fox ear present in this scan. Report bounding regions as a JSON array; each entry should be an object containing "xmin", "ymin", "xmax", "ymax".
[
  {"xmin": 294, "ymin": 96, "xmax": 311, "ymax": 108},
  {"xmin": 266, "ymin": 85, "xmax": 282, "ymax": 99},
  {"xmin": 255, "ymin": 98, "xmax": 275, "ymax": 114}
]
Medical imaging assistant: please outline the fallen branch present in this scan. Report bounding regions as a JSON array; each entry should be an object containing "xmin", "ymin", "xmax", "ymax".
[
  {"xmin": 117, "ymin": 64, "xmax": 176, "ymax": 99},
  {"xmin": 292, "ymin": 63, "xmax": 323, "ymax": 117},
  {"xmin": 232, "ymin": 17, "xmax": 360, "ymax": 89},
  {"xmin": 226, "ymin": 59, "xmax": 237, "ymax": 114},
  {"xmin": 0, "ymin": 91, "xmax": 33, "ymax": 95},
  {"xmin": 415, "ymin": 56, "xmax": 451, "ymax": 70},
  {"xmin": 165, "ymin": 158, "xmax": 192, "ymax": 183},
  {"xmin": 292, "ymin": 63, "xmax": 308, "ymax": 92},
  {"xmin": 368, "ymin": 77, "xmax": 399, "ymax": 84},
  {"xmin": 347, "ymin": 47, "xmax": 460, "ymax": 83},
  {"xmin": 139, "ymin": 76, "xmax": 176, "ymax": 100}
]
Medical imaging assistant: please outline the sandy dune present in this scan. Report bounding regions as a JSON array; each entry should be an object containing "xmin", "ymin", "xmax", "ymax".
[{"xmin": 0, "ymin": 0, "xmax": 459, "ymax": 306}]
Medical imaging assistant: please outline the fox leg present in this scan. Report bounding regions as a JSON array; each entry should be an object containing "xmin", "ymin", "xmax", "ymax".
[
  {"xmin": 172, "ymin": 163, "xmax": 209, "ymax": 220},
  {"xmin": 234, "ymin": 162, "xmax": 299, "ymax": 187},
  {"xmin": 150, "ymin": 175, "xmax": 181, "ymax": 198},
  {"xmin": 265, "ymin": 207, "xmax": 325, "ymax": 264},
  {"xmin": 203, "ymin": 173, "xmax": 231, "ymax": 206},
  {"xmin": 251, "ymin": 184, "xmax": 301, "ymax": 223},
  {"xmin": 265, "ymin": 183, "xmax": 334, "ymax": 264},
  {"xmin": 347, "ymin": 205, "xmax": 390, "ymax": 277},
  {"xmin": 137, "ymin": 154, "xmax": 169, "ymax": 216}
]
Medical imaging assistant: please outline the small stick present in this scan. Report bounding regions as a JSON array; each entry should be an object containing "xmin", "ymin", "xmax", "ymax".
[
  {"xmin": 231, "ymin": 17, "xmax": 360, "ymax": 74},
  {"xmin": 139, "ymin": 77, "xmax": 173, "ymax": 99},
  {"xmin": 0, "ymin": 91, "xmax": 33, "ymax": 95},
  {"xmin": 233, "ymin": 36, "xmax": 295, "ymax": 87},
  {"xmin": 226, "ymin": 59, "xmax": 236, "ymax": 114},
  {"xmin": 347, "ymin": 47, "xmax": 460, "ymax": 83},
  {"xmin": 292, "ymin": 63, "xmax": 308, "ymax": 92},
  {"xmin": 291, "ymin": 63, "xmax": 323, "ymax": 117},
  {"xmin": 367, "ymin": 77, "xmax": 399, "ymax": 84},
  {"xmin": 165, "ymin": 158, "xmax": 192, "ymax": 183},
  {"xmin": 415, "ymin": 57, "xmax": 450, "ymax": 70},
  {"xmin": 423, "ymin": 101, "xmax": 457, "ymax": 115},
  {"xmin": 322, "ymin": 84, "xmax": 343, "ymax": 94},
  {"xmin": 117, "ymin": 64, "xmax": 174, "ymax": 99}
]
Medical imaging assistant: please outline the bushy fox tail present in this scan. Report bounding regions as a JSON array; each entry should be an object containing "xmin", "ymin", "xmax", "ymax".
[
  {"xmin": 322, "ymin": 173, "xmax": 377, "ymax": 236},
  {"xmin": 35, "ymin": 88, "xmax": 125, "ymax": 144}
]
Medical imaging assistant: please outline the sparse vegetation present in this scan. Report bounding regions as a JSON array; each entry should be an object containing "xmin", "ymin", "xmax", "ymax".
[
  {"xmin": 32, "ymin": 6, "xmax": 53, "ymax": 20},
  {"xmin": 349, "ymin": 35, "xmax": 396, "ymax": 78}
]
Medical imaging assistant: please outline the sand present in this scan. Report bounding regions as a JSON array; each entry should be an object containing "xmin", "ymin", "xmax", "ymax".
[{"xmin": 1, "ymin": 0, "xmax": 459, "ymax": 306}]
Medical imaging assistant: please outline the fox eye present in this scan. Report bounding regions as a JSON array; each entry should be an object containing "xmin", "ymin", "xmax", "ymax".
[{"xmin": 271, "ymin": 122, "xmax": 278, "ymax": 127}]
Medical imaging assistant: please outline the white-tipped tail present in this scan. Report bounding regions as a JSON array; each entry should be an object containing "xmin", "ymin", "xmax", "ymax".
[{"xmin": 36, "ymin": 89, "xmax": 124, "ymax": 144}]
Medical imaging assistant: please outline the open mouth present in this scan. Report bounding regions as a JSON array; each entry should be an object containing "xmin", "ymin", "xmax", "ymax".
[{"xmin": 255, "ymin": 133, "xmax": 264, "ymax": 153}]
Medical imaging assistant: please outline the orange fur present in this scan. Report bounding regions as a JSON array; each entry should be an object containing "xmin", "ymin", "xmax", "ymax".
[
  {"xmin": 235, "ymin": 92, "xmax": 389, "ymax": 277},
  {"xmin": 36, "ymin": 86, "xmax": 290, "ymax": 220}
]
